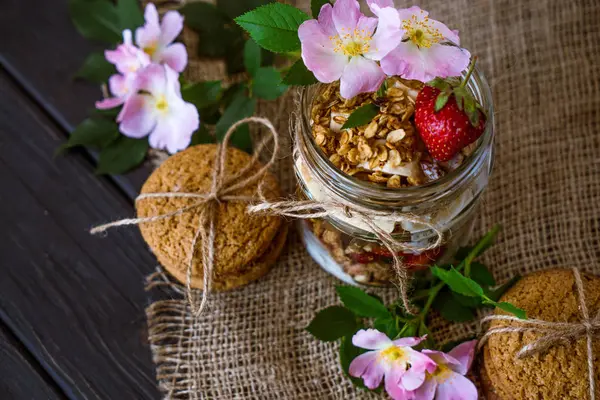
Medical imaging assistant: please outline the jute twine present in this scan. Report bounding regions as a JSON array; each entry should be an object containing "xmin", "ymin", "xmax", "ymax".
[
  {"xmin": 90, "ymin": 117, "xmax": 280, "ymax": 315},
  {"xmin": 479, "ymin": 267, "xmax": 600, "ymax": 400}
]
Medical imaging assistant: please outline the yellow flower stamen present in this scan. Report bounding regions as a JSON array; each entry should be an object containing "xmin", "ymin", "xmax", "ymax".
[
  {"xmin": 155, "ymin": 95, "xmax": 168, "ymax": 114},
  {"xmin": 331, "ymin": 28, "xmax": 372, "ymax": 57},
  {"xmin": 426, "ymin": 364, "xmax": 453, "ymax": 383},
  {"xmin": 379, "ymin": 346, "xmax": 406, "ymax": 362},
  {"xmin": 402, "ymin": 14, "xmax": 443, "ymax": 49},
  {"xmin": 143, "ymin": 42, "xmax": 158, "ymax": 57}
]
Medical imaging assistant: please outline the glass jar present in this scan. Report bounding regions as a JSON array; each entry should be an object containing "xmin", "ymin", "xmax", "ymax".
[{"xmin": 294, "ymin": 67, "xmax": 494, "ymax": 286}]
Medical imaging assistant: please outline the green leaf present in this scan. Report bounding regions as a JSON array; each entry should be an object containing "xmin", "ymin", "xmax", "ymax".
[
  {"xmin": 116, "ymin": 0, "xmax": 144, "ymax": 30},
  {"xmin": 485, "ymin": 275, "xmax": 521, "ymax": 302},
  {"xmin": 433, "ymin": 291, "xmax": 475, "ymax": 322},
  {"xmin": 341, "ymin": 103, "xmax": 379, "ymax": 129},
  {"xmin": 190, "ymin": 125, "xmax": 216, "ymax": 146},
  {"xmin": 311, "ymin": 0, "xmax": 330, "ymax": 17},
  {"xmin": 306, "ymin": 306, "xmax": 358, "ymax": 342},
  {"xmin": 90, "ymin": 107, "xmax": 121, "ymax": 119},
  {"xmin": 373, "ymin": 316, "xmax": 399, "ymax": 339},
  {"xmin": 451, "ymin": 291, "xmax": 482, "ymax": 308},
  {"xmin": 199, "ymin": 105, "xmax": 222, "ymax": 125},
  {"xmin": 216, "ymin": 93, "xmax": 256, "ymax": 152},
  {"xmin": 470, "ymin": 262, "xmax": 496, "ymax": 287},
  {"xmin": 225, "ymin": 27, "xmax": 248, "ymax": 75},
  {"xmin": 251, "ymin": 67, "xmax": 288, "ymax": 100},
  {"xmin": 244, "ymin": 39, "xmax": 262, "ymax": 76},
  {"xmin": 181, "ymin": 81, "xmax": 223, "ymax": 109},
  {"xmin": 417, "ymin": 322, "xmax": 436, "ymax": 349},
  {"xmin": 96, "ymin": 136, "xmax": 148, "ymax": 175},
  {"xmin": 217, "ymin": 0, "xmax": 275, "ymax": 19},
  {"xmin": 431, "ymin": 267, "xmax": 485, "ymax": 298},
  {"xmin": 489, "ymin": 301, "xmax": 527, "ymax": 319},
  {"xmin": 235, "ymin": 3, "xmax": 310, "ymax": 53},
  {"xmin": 75, "ymin": 52, "xmax": 115, "ymax": 83},
  {"xmin": 221, "ymin": 83, "xmax": 247, "ymax": 108},
  {"xmin": 434, "ymin": 92, "xmax": 451, "ymax": 112},
  {"xmin": 397, "ymin": 320, "xmax": 419, "ymax": 338},
  {"xmin": 376, "ymin": 80, "xmax": 388, "ymax": 98},
  {"xmin": 339, "ymin": 335, "xmax": 368, "ymax": 389},
  {"xmin": 59, "ymin": 118, "xmax": 119, "ymax": 154},
  {"xmin": 180, "ymin": 2, "xmax": 229, "ymax": 32},
  {"xmin": 69, "ymin": 0, "xmax": 122, "ymax": 43},
  {"xmin": 335, "ymin": 286, "xmax": 391, "ymax": 318},
  {"xmin": 427, "ymin": 78, "xmax": 451, "ymax": 92},
  {"xmin": 283, "ymin": 59, "xmax": 318, "ymax": 86}
]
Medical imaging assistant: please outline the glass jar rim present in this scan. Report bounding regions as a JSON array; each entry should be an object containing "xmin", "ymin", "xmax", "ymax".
[{"xmin": 298, "ymin": 65, "xmax": 494, "ymax": 207}]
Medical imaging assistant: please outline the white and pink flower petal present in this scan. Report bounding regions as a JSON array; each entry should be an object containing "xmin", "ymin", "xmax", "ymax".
[
  {"xmin": 352, "ymin": 329, "xmax": 393, "ymax": 350},
  {"xmin": 299, "ymin": 20, "xmax": 347, "ymax": 83},
  {"xmin": 95, "ymin": 97, "xmax": 124, "ymax": 110},
  {"xmin": 365, "ymin": 6, "xmax": 402, "ymax": 60},
  {"xmin": 446, "ymin": 340, "xmax": 477, "ymax": 374},
  {"xmin": 413, "ymin": 376, "xmax": 437, "ymax": 400},
  {"xmin": 435, "ymin": 371, "xmax": 478, "ymax": 400},
  {"xmin": 159, "ymin": 10, "xmax": 184, "ymax": 46},
  {"xmin": 332, "ymin": 0, "xmax": 361, "ymax": 33},
  {"xmin": 159, "ymin": 43, "xmax": 188, "ymax": 73},
  {"xmin": 366, "ymin": 0, "xmax": 394, "ymax": 15},
  {"xmin": 422, "ymin": 349, "xmax": 463, "ymax": 374},
  {"xmin": 118, "ymin": 94, "xmax": 156, "ymax": 138},
  {"xmin": 384, "ymin": 364, "xmax": 415, "ymax": 400},
  {"xmin": 317, "ymin": 3, "xmax": 337, "ymax": 37},
  {"xmin": 339, "ymin": 56, "xmax": 385, "ymax": 99},
  {"xmin": 348, "ymin": 351, "xmax": 379, "ymax": 379}
]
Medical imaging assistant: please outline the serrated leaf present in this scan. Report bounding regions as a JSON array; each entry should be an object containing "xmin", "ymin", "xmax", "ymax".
[
  {"xmin": 217, "ymin": 0, "xmax": 275, "ymax": 19},
  {"xmin": 244, "ymin": 39, "xmax": 262, "ymax": 76},
  {"xmin": 251, "ymin": 67, "xmax": 288, "ymax": 100},
  {"xmin": 283, "ymin": 59, "xmax": 318, "ymax": 86},
  {"xmin": 75, "ymin": 52, "xmax": 115, "ymax": 83},
  {"xmin": 434, "ymin": 92, "xmax": 450, "ymax": 112},
  {"xmin": 311, "ymin": 0, "xmax": 330, "ymax": 17},
  {"xmin": 336, "ymin": 286, "xmax": 391, "ymax": 318},
  {"xmin": 180, "ymin": 2, "xmax": 228, "ymax": 32},
  {"xmin": 216, "ymin": 93, "xmax": 256, "ymax": 152},
  {"xmin": 59, "ymin": 118, "xmax": 120, "ymax": 154},
  {"xmin": 306, "ymin": 306, "xmax": 358, "ymax": 342},
  {"xmin": 485, "ymin": 275, "xmax": 521, "ymax": 302},
  {"xmin": 235, "ymin": 3, "xmax": 310, "ymax": 53},
  {"xmin": 341, "ymin": 103, "xmax": 379, "ymax": 129},
  {"xmin": 181, "ymin": 81, "xmax": 222, "ymax": 109},
  {"xmin": 116, "ymin": 0, "xmax": 144, "ymax": 30},
  {"xmin": 470, "ymin": 262, "xmax": 496, "ymax": 287},
  {"xmin": 451, "ymin": 291, "xmax": 482, "ymax": 308},
  {"xmin": 433, "ymin": 291, "xmax": 475, "ymax": 322},
  {"xmin": 69, "ymin": 0, "xmax": 122, "ymax": 43},
  {"xmin": 489, "ymin": 301, "xmax": 527, "ymax": 319},
  {"xmin": 431, "ymin": 267, "xmax": 484, "ymax": 298},
  {"xmin": 96, "ymin": 136, "xmax": 148, "ymax": 175},
  {"xmin": 190, "ymin": 124, "xmax": 215, "ymax": 146}
]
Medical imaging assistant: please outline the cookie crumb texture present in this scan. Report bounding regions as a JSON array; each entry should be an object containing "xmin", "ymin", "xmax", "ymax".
[
  {"xmin": 137, "ymin": 144, "xmax": 283, "ymax": 291},
  {"xmin": 483, "ymin": 269, "xmax": 600, "ymax": 399}
]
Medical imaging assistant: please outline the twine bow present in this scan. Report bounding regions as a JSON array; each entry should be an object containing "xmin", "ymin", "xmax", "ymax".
[
  {"xmin": 248, "ymin": 197, "xmax": 443, "ymax": 314},
  {"xmin": 90, "ymin": 117, "xmax": 280, "ymax": 316},
  {"xmin": 479, "ymin": 267, "xmax": 600, "ymax": 400}
]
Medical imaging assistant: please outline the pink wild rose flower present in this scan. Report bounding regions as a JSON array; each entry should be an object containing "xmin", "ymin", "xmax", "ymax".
[
  {"xmin": 349, "ymin": 330, "xmax": 436, "ymax": 400},
  {"xmin": 413, "ymin": 340, "xmax": 478, "ymax": 400},
  {"xmin": 117, "ymin": 64, "xmax": 199, "ymax": 154},
  {"xmin": 135, "ymin": 3, "xmax": 187, "ymax": 72},
  {"xmin": 378, "ymin": 6, "xmax": 471, "ymax": 82},
  {"xmin": 298, "ymin": 0, "xmax": 401, "ymax": 99}
]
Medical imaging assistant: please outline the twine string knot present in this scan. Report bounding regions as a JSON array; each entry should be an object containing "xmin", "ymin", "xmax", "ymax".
[{"xmin": 479, "ymin": 267, "xmax": 599, "ymax": 400}]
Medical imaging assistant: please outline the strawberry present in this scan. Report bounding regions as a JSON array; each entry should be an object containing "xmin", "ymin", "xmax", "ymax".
[{"xmin": 415, "ymin": 58, "xmax": 487, "ymax": 162}]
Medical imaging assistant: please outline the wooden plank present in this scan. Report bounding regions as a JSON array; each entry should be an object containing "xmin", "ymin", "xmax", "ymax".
[
  {"xmin": 0, "ymin": 323, "xmax": 65, "ymax": 400},
  {"xmin": 0, "ymin": 0, "xmax": 150, "ymax": 197},
  {"xmin": 0, "ymin": 71, "xmax": 160, "ymax": 399}
]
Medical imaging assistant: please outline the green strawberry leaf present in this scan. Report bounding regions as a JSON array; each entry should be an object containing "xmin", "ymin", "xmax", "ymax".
[
  {"xmin": 431, "ymin": 266, "xmax": 485, "ymax": 298},
  {"xmin": 427, "ymin": 77, "xmax": 451, "ymax": 92},
  {"xmin": 434, "ymin": 92, "xmax": 451, "ymax": 112},
  {"xmin": 306, "ymin": 306, "xmax": 358, "ymax": 342},
  {"xmin": 282, "ymin": 59, "xmax": 318, "ymax": 86},
  {"xmin": 341, "ymin": 103, "xmax": 379, "ymax": 129},
  {"xmin": 235, "ymin": 3, "xmax": 310, "ymax": 53},
  {"xmin": 96, "ymin": 136, "xmax": 148, "ymax": 175},
  {"xmin": 251, "ymin": 67, "xmax": 288, "ymax": 100},
  {"xmin": 336, "ymin": 286, "xmax": 391, "ymax": 318},
  {"xmin": 75, "ymin": 52, "xmax": 115, "ymax": 83},
  {"xmin": 69, "ymin": 0, "xmax": 122, "ymax": 43},
  {"xmin": 244, "ymin": 39, "xmax": 262, "ymax": 77}
]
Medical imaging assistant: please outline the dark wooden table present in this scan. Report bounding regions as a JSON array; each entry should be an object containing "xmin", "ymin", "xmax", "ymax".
[{"xmin": 1, "ymin": 0, "xmax": 161, "ymax": 398}]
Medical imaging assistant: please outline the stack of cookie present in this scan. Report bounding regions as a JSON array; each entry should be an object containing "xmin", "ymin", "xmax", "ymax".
[
  {"xmin": 136, "ymin": 144, "xmax": 287, "ymax": 291},
  {"xmin": 480, "ymin": 269, "xmax": 600, "ymax": 399}
]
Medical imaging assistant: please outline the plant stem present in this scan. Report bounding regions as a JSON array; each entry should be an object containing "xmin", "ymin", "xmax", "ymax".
[
  {"xmin": 464, "ymin": 224, "xmax": 501, "ymax": 277},
  {"xmin": 459, "ymin": 56, "xmax": 478, "ymax": 89}
]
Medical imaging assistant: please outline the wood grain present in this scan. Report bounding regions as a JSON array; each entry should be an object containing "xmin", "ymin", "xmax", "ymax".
[
  {"xmin": 0, "ymin": 323, "xmax": 65, "ymax": 400},
  {"xmin": 0, "ymin": 71, "xmax": 160, "ymax": 399},
  {"xmin": 0, "ymin": 0, "xmax": 151, "ymax": 197}
]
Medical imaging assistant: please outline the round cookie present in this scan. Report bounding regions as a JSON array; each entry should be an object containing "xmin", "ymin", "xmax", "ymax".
[
  {"xmin": 137, "ymin": 144, "xmax": 284, "ymax": 290},
  {"xmin": 480, "ymin": 268, "xmax": 600, "ymax": 400}
]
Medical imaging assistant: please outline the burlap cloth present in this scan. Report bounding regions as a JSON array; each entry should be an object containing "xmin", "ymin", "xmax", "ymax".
[{"xmin": 145, "ymin": 1, "xmax": 600, "ymax": 398}]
